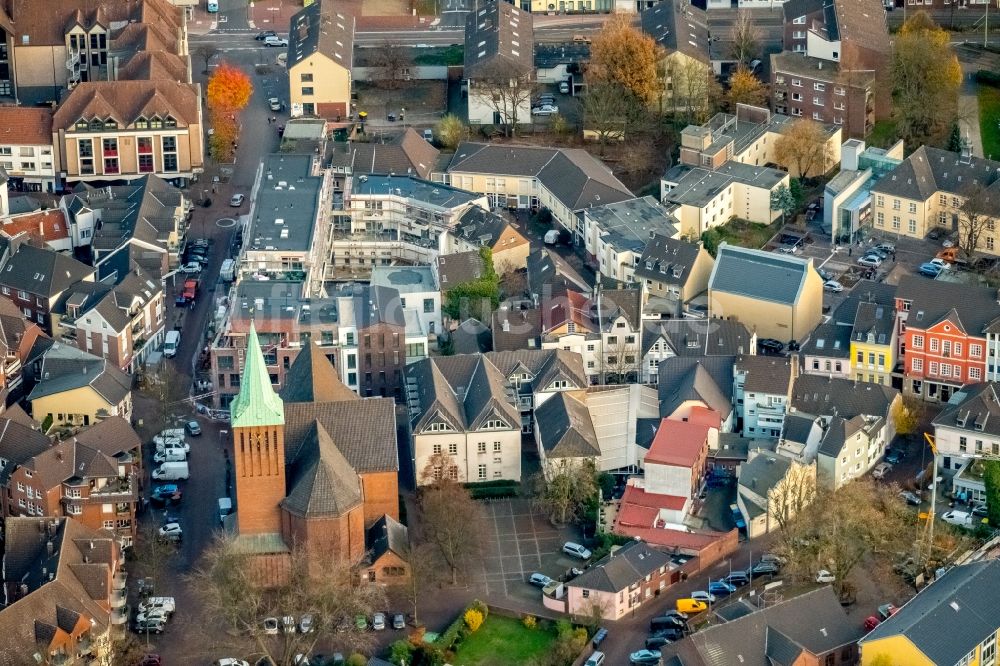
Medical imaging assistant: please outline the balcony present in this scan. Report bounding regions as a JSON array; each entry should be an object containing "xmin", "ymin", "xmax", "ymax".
[
  {"xmin": 110, "ymin": 589, "xmax": 126, "ymax": 609},
  {"xmin": 111, "ymin": 606, "xmax": 129, "ymax": 626},
  {"xmin": 88, "ymin": 476, "xmax": 136, "ymax": 501},
  {"xmin": 112, "ymin": 571, "xmax": 127, "ymax": 591}
]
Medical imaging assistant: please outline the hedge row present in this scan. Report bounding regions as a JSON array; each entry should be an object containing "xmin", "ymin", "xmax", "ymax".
[
  {"xmin": 976, "ymin": 70, "xmax": 1000, "ymax": 88},
  {"xmin": 438, "ymin": 600, "xmax": 490, "ymax": 650}
]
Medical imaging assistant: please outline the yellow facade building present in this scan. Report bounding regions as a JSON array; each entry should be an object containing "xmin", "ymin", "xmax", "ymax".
[{"xmin": 287, "ymin": 0, "xmax": 354, "ymax": 120}]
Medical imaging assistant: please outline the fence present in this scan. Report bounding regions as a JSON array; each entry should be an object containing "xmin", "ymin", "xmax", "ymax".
[{"xmin": 352, "ymin": 65, "xmax": 449, "ymax": 82}]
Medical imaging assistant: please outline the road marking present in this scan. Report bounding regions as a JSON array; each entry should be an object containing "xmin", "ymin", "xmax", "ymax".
[{"xmin": 490, "ymin": 502, "xmax": 510, "ymax": 597}]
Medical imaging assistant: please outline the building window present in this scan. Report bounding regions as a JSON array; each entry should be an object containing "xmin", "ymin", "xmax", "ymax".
[
  {"xmin": 875, "ymin": 195, "xmax": 884, "ymax": 207},
  {"xmin": 970, "ymin": 367, "xmax": 982, "ymax": 380},
  {"xmin": 791, "ymin": 78, "xmax": 802, "ymax": 87},
  {"xmin": 301, "ymin": 87, "xmax": 314, "ymax": 96},
  {"xmin": 876, "ymin": 212, "xmax": 884, "ymax": 227},
  {"xmin": 912, "ymin": 358, "xmax": 923, "ymax": 372},
  {"xmin": 892, "ymin": 216, "xmax": 900, "ymax": 230},
  {"xmin": 78, "ymin": 138, "xmax": 94, "ymax": 175},
  {"xmin": 908, "ymin": 202, "xmax": 917, "ymax": 213},
  {"xmin": 909, "ymin": 219, "xmax": 917, "ymax": 234},
  {"xmin": 939, "ymin": 194, "xmax": 948, "ymax": 206},
  {"xmin": 834, "ymin": 86, "xmax": 845, "ymax": 95},
  {"xmin": 448, "ymin": 442, "xmax": 457, "ymax": 455},
  {"xmin": 893, "ymin": 199, "xmax": 900, "ymax": 211},
  {"xmin": 930, "ymin": 338, "xmax": 940, "ymax": 352},
  {"xmin": 970, "ymin": 344, "xmax": 983, "ymax": 358},
  {"xmin": 912, "ymin": 335, "xmax": 924, "ymax": 349},
  {"xmin": 161, "ymin": 136, "xmax": 177, "ymax": 173},
  {"xmin": 478, "ymin": 442, "xmax": 486, "ymax": 453},
  {"xmin": 301, "ymin": 73, "xmax": 313, "ymax": 82},
  {"xmin": 478, "ymin": 464, "xmax": 487, "ymax": 480}
]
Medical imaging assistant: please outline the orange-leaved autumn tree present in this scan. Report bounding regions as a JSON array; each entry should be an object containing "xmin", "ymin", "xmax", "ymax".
[
  {"xmin": 206, "ymin": 63, "xmax": 253, "ymax": 112},
  {"xmin": 208, "ymin": 109, "xmax": 238, "ymax": 162},
  {"xmin": 588, "ymin": 14, "xmax": 662, "ymax": 106}
]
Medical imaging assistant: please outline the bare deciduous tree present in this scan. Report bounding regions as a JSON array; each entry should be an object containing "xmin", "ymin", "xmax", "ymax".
[
  {"xmin": 418, "ymin": 454, "xmax": 490, "ymax": 585},
  {"xmin": 370, "ymin": 41, "xmax": 413, "ymax": 89},
  {"xmin": 768, "ymin": 460, "xmax": 817, "ymax": 552},
  {"xmin": 532, "ymin": 459, "xmax": 599, "ymax": 524},
  {"xmin": 957, "ymin": 182, "xmax": 1000, "ymax": 262},
  {"xmin": 194, "ymin": 44, "xmax": 220, "ymax": 74},
  {"xmin": 188, "ymin": 535, "xmax": 386, "ymax": 666},
  {"xmin": 729, "ymin": 10, "xmax": 761, "ymax": 66},
  {"xmin": 773, "ymin": 118, "xmax": 833, "ymax": 179},
  {"xmin": 583, "ymin": 81, "xmax": 647, "ymax": 153},
  {"xmin": 666, "ymin": 57, "xmax": 720, "ymax": 123},
  {"xmin": 469, "ymin": 60, "xmax": 537, "ymax": 138}
]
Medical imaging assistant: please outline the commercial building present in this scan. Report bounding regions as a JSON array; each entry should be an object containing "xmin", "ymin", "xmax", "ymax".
[
  {"xmin": 0, "ymin": 107, "xmax": 57, "ymax": 192},
  {"xmin": 822, "ymin": 138, "xmax": 903, "ymax": 243}
]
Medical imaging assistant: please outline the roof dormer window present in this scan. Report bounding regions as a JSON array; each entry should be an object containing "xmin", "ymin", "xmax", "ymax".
[
  {"xmin": 104, "ymin": 118, "xmax": 117, "ymax": 129},
  {"xmin": 135, "ymin": 117, "xmax": 148, "ymax": 129},
  {"xmin": 164, "ymin": 116, "xmax": 177, "ymax": 128},
  {"xmin": 75, "ymin": 119, "xmax": 88, "ymax": 131},
  {"xmin": 88, "ymin": 119, "xmax": 103, "ymax": 131},
  {"xmin": 150, "ymin": 116, "xmax": 162, "ymax": 129}
]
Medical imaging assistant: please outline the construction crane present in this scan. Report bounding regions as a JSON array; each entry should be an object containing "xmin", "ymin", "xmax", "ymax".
[{"xmin": 916, "ymin": 432, "xmax": 940, "ymax": 569}]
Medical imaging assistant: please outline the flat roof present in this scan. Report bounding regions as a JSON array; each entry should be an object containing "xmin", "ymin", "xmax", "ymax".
[
  {"xmin": 248, "ymin": 154, "xmax": 321, "ymax": 253},
  {"xmin": 370, "ymin": 265, "xmax": 438, "ymax": 293},
  {"xmin": 585, "ymin": 196, "xmax": 678, "ymax": 252},
  {"xmin": 351, "ymin": 174, "xmax": 481, "ymax": 209},
  {"xmin": 231, "ymin": 280, "xmax": 338, "ymax": 327},
  {"xmin": 663, "ymin": 163, "xmax": 785, "ymax": 207}
]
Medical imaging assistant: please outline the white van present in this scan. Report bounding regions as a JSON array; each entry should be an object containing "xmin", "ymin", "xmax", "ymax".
[
  {"xmin": 152, "ymin": 461, "xmax": 189, "ymax": 481},
  {"xmin": 584, "ymin": 652, "xmax": 605, "ymax": 666},
  {"xmin": 163, "ymin": 330, "xmax": 180, "ymax": 358},
  {"xmin": 154, "ymin": 447, "xmax": 187, "ymax": 463}
]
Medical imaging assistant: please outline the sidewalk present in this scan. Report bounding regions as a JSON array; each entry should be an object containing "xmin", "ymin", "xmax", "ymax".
[{"xmin": 960, "ymin": 66, "xmax": 985, "ymax": 158}]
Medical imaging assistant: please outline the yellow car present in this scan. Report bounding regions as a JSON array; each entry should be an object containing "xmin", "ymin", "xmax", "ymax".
[{"xmin": 676, "ymin": 598, "xmax": 709, "ymax": 614}]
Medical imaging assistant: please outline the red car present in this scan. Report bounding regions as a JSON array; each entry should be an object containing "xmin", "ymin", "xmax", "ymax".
[{"xmin": 182, "ymin": 279, "xmax": 198, "ymax": 302}]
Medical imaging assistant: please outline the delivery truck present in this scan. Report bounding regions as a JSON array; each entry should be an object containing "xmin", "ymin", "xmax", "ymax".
[{"xmin": 152, "ymin": 461, "xmax": 189, "ymax": 481}]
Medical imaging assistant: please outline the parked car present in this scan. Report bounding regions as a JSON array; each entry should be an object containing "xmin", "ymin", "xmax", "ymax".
[
  {"xmin": 299, "ymin": 614, "xmax": 314, "ymax": 634},
  {"xmin": 180, "ymin": 262, "xmax": 202, "ymax": 274},
  {"xmin": 676, "ymin": 598, "xmax": 708, "ymax": 613},
  {"xmin": 531, "ymin": 104, "xmax": 559, "ymax": 116},
  {"xmin": 885, "ymin": 449, "xmax": 902, "ymax": 465},
  {"xmin": 858, "ymin": 256, "xmax": 883, "ymax": 268},
  {"xmin": 751, "ymin": 561, "xmax": 780, "ymax": 576},
  {"xmin": 816, "ymin": 570, "xmax": 836, "ymax": 583},
  {"xmin": 877, "ymin": 603, "xmax": 899, "ymax": 620},
  {"xmin": 824, "ymin": 280, "xmax": 844, "ymax": 292},
  {"xmin": 645, "ymin": 635, "xmax": 672, "ymax": 650},
  {"xmin": 690, "ymin": 591, "xmax": 716, "ymax": 604},
  {"xmin": 140, "ymin": 656, "xmax": 162, "ymax": 666},
  {"xmin": 255, "ymin": 30, "xmax": 277, "ymax": 40},
  {"xmin": 650, "ymin": 626, "xmax": 684, "ymax": 641},
  {"xmin": 186, "ymin": 420, "xmax": 202, "ymax": 436},
  {"xmin": 943, "ymin": 238, "xmax": 956, "ymax": 248},
  {"xmin": 134, "ymin": 617, "xmax": 166, "ymax": 634},
  {"xmin": 725, "ymin": 571, "xmax": 750, "ymax": 587},
  {"xmin": 158, "ymin": 522, "xmax": 182, "ymax": 542},
  {"xmin": 372, "ymin": 612, "xmax": 386, "ymax": 631},
  {"xmin": 529, "ymin": 572, "xmax": 554, "ymax": 587},
  {"xmin": 562, "ymin": 542, "xmax": 591, "ymax": 559},
  {"xmin": 708, "ymin": 581, "xmax": 736, "ymax": 596},
  {"xmin": 629, "ymin": 649, "xmax": 662, "ymax": 665},
  {"xmin": 230, "ymin": 193, "xmax": 245, "ymax": 207},
  {"xmin": 264, "ymin": 35, "xmax": 288, "ymax": 47},
  {"xmin": 591, "ymin": 627, "xmax": 608, "ymax": 647},
  {"xmin": 758, "ymin": 338, "xmax": 784, "ymax": 354},
  {"xmin": 942, "ymin": 510, "xmax": 973, "ymax": 527},
  {"xmin": 919, "ymin": 262, "xmax": 943, "ymax": 277},
  {"xmin": 392, "ymin": 613, "xmax": 406, "ymax": 630},
  {"xmin": 872, "ymin": 462, "xmax": 893, "ymax": 480},
  {"xmin": 929, "ymin": 257, "xmax": 949, "ymax": 269},
  {"xmin": 584, "ymin": 652, "xmax": 605, "ymax": 666},
  {"xmin": 559, "ymin": 81, "xmax": 570, "ymax": 94},
  {"xmin": 138, "ymin": 598, "xmax": 176, "ymax": 615},
  {"xmin": 650, "ymin": 615, "xmax": 686, "ymax": 632},
  {"xmin": 150, "ymin": 485, "xmax": 181, "ymax": 503},
  {"xmin": 263, "ymin": 618, "xmax": 279, "ymax": 635},
  {"xmin": 760, "ymin": 553, "xmax": 787, "ymax": 565},
  {"xmin": 899, "ymin": 490, "xmax": 921, "ymax": 506},
  {"xmin": 866, "ymin": 247, "xmax": 889, "ymax": 259},
  {"xmin": 354, "ymin": 615, "xmax": 367, "ymax": 630},
  {"xmin": 875, "ymin": 243, "xmax": 896, "ymax": 253},
  {"xmin": 136, "ymin": 609, "xmax": 170, "ymax": 625},
  {"xmin": 268, "ymin": 97, "xmax": 283, "ymax": 111},
  {"xmin": 973, "ymin": 504, "xmax": 989, "ymax": 518}
]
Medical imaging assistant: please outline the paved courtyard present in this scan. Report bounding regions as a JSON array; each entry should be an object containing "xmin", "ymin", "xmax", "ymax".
[{"xmin": 479, "ymin": 498, "xmax": 580, "ymax": 605}]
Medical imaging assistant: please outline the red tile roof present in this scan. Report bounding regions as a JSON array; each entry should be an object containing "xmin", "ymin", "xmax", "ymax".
[
  {"xmin": 618, "ymin": 526, "xmax": 729, "ymax": 550},
  {"xmin": 0, "ymin": 107, "xmax": 54, "ymax": 146},
  {"xmin": 645, "ymin": 418, "xmax": 710, "ymax": 468},
  {"xmin": 2, "ymin": 210, "xmax": 69, "ymax": 243},
  {"xmin": 684, "ymin": 406, "xmax": 722, "ymax": 430},
  {"xmin": 618, "ymin": 483, "xmax": 687, "ymax": 520}
]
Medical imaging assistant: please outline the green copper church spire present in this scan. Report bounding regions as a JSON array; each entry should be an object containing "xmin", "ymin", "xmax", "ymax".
[{"xmin": 230, "ymin": 321, "xmax": 285, "ymax": 428}]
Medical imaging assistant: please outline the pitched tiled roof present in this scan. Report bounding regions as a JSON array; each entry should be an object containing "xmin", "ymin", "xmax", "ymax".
[
  {"xmin": 896, "ymin": 275, "xmax": 1000, "ymax": 335},
  {"xmin": 872, "ymin": 145, "xmax": 1000, "ymax": 202},
  {"xmin": 790, "ymin": 374, "xmax": 898, "ymax": 419},
  {"xmin": 833, "ymin": 0, "xmax": 891, "ymax": 55},
  {"xmin": 568, "ymin": 540, "xmax": 673, "ymax": 593},
  {"xmin": 280, "ymin": 341, "xmax": 358, "ymax": 403},
  {"xmin": 448, "ymin": 142, "xmax": 633, "ymax": 212},
  {"xmin": 70, "ymin": 416, "xmax": 141, "ymax": 457},
  {"xmin": 633, "ymin": 234, "xmax": 705, "ymax": 287},
  {"xmin": 486, "ymin": 349, "xmax": 589, "ymax": 390},
  {"xmin": 452, "ymin": 317, "xmax": 493, "ymax": 354},
  {"xmin": 10, "ymin": 0, "xmax": 181, "ymax": 47},
  {"xmin": 26, "ymin": 343, "xmax": 131, "ymax": 405},
  {"xmin": 933, "ymin": 382, "xmax": 1000, "ymax": 438},
  {"xmin": 117, "ymin": 49, "xmax": 190, "ymax": 82},
  {"xmin": 283, "ymin": 421, "xmax": 363, "ymax": 518},
  {"xmin": 0, "ymin": 416, "xmax": 52, "ymax": 484},
  {"xmin": 453, "ymin": 206, "xmax": 527, "ymax": 251},
  {"xmin": 52, "ymin": 80, "xmax": 200, "ymax": 129},
  {"xmin": 736, "ymin": 355, "xmax": 794, "ymax": 395},
  {"xmin": 642, "ymin": 317, "xmax": 752, "ymax": 358},
  {"xmin": 658, "ymin": 357, "xmax": 734, "ymax": 420},
  {"xmin": 640, "ymin": 0, "xmax": 709, "ymax": 64},
  {"xmin": 0, "ymin": 243, "xmax": 94, "ymax": 298},
  {"xmin": 288, "ymin": 0, "xmax": 354, "ymax": 72},
  {"xmin": 597, "ymin": 288, "xmax": 642, "ymax": 331},
  {"xmin": 738, "ymin": 452, "xmax": 793, "ymax": 497},
  {"xmin": 534, "ymin": 390, "xmax": 600, "ymax": 458},
  {"xmin": 345, "ymin": 128, "xmax": 439, "ymax": 179},
  {"xmin": 862, "ymin": 560, "xmax": 1000, "ymax": 665},
  {"xmin": 366, "ymin": 514, "xmax": 408, "ymax": 562},
  {"xmin": 0, "ymin": 107, "xmax": 53, "ymax": 146},
  {"xmin": 464, "ymin": 0, "xmax": 533, "ymax": 77},
  {"xmin": 405, "ymin": 354, "xmax": 521, "ymax": 433},
  {"xmin": 710, "ymin": 243, "xmax": 814, "ymax": 306},
  {"xmin": 1, "ymin": 210, "xmax": 70, "ymax": 246},
  {"xmin": 284, "ymin": 398, "xmax": 399, "ymax": 474},
  {"xmin": 645, "ymin": 418, "xmax": 709, "ymax": 468},
  {"xmin": 491, "ymin": 308, "xmax": 540, "ymax": 352}
]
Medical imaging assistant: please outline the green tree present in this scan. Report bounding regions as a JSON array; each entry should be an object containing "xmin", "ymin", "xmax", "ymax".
[
  {"xmin": 533, "ymin": 459, "xmax": 599, "ymax": 525},
  {"xmin": 390, "ymin": 640, "xmax": 414, "ymax": 666},
  {"xmin": 947, "ymin": 122, "xmax": 965, "ymax": 153},
  {"xmin": 442, "ymin": 247, "xmax": 500, "ymax": 321},
  {"xmin": 770, "ymin": 184, "xmax": 796, "ymax": 224},
  {"xmin": 984, "ymin": 461, "xmax": 1000, "ymax": 527},
  {"xmin": 435, "ymin": 114, "xmax": 467, "ymax": 150}
]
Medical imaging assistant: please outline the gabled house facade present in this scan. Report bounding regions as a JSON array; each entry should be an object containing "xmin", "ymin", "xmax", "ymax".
[
  {"xmin": 633, "ymin": 233, "xmax": 714, "ymax": 319},
  {"xmin": 641, "ymin": 318, "xmax": 754, "ymax": 385},
  {"xmin": 28, "ymin": 343, "xmax": 133, "ymax": 427},
  {"xmin": 734, "ymin": 355, "xmax": 796, "ymax": 439},
  {"xmin": 0, "ymin": 242, "xmax": 95, "ymax": 335},
  {"xmin": 463, "ymin": 1, "xmax": 534, "ymax": 128},
  {"xmin": 287, "ymin": 0, "xmax": 354, "ymax": 119}
]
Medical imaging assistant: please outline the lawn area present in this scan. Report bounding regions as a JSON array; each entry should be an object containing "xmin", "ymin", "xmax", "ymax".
[
  {"xmin": 451, "ymin": 615, "xmax": 559, "ymax": 666},
  {"xmin": 979, "ymin": 85, "xmax": 1000, "ymax": 161},
  {"xmin": 702, "ymin": 218, "xmax": 779, "ymax": 254},
  {"xmin": 867, "ymin": 119, "xmax": 899, "ymax": 149}
]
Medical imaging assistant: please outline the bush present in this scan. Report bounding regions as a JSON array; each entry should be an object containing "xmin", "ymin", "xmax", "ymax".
[
  {"xmin": 390, "ymin": 640, "xmax": 414, "ymax": 665},
  {"xmin": 468, "ymin": 485, "xmax": 520, "ymax": 500},
  {"xmin": 977, "ymin": 69, "xmax": 1000, "ymax": 88},
  {"xmin": 40, "ymin": 414, "xmax": 53, "ymax": 433},
  {"xmin": 346, "ymin": 655, "xmax": 367, "ymax": 666},
  {"xmin": 522, "ymin": 614, "xmax": 537, "ymax": 629}
]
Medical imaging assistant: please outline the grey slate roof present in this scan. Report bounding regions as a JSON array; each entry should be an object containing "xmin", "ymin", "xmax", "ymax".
[
  {"xmin": 287, "ymin": 0, "xmax": 354, "ymax": 72},
  {"xmin": 736, "ymin": 356, "xmax": 794, "ymax": 395},
  {"xmin": 896, "ymin": 275, "xmax": 1000, "ymax": 335},
  {"xmin": 437, "ymin": 250, "xmax": 486, "ymax": 287},
  {"xmin": 340, "ymin": 129, "xmax": 439, "ymax": 179},
  {"xmin": 491, "ymin": 308, "xmax": 540, "ymax": 352},
  {"xmin": 934, "ymin": 382, "xmax": 1000, "ymax": 438},
  {"xmin": 533, "ymin": 391, "xmax": 600, "ymax": 459},
  {"xmin": 861, "ymin": 560, "xmax": 1000, "ymax": 666},
  {"xmin": 872, "ymin": 145, "xmax": 1000, "ymax": 203},
  {"xmin": 0, "ymin": 416, "xmax": 52, "ymax": 484},
  {"xmin": 453, "ymin": 206, "xmax": 518, "ymax": 249},
  {"xmin": 642, "ymin": 318, "xmax": 753, "ymax": 358},
  {"xmin": 640, "ymin": 0, "xmax": 709, "ymax": 64},
  {"xmin": 596, "ymin": 288, "xmax": 642, "ymax": 331},
  {"xmin": 798, "ymin": 319, "xmax": 851, "ymax": 359},
  {"xmin": 0, "ymin": 243, "xmax": 94, "ymax": 298},
  {"xmin": 568, "ymin": 540, "xmax": 673, "ymax": 593},
  {"xmin": 790, "ymin": 374, "xmax": 898, "ymax": 419},
  {"xmin": 464, "ymin": 0, "xmax": 534, "ymax": 78},
  {"xmin": 739, "ymin": 452, "xmax": 792, "ymax": 497},
  {"xmin": 852, "ymin": 300, "xmax": 893, "ymax": 344},
  {"xmin": 527, "ymin": 247, "xmax": 591, "ymax": 297},
  {"xmin": 486, "ymin": 349, "xmax": 589, "ymax": 391},
  {"xmin": 782, "ymin": 0, "xmax": 824, "ymax": 20},
  {"xmin": 452, "ymin": 317, "xmax": 493, "ymax": 355},
  {"xmin": 27, "ymin": 343, "xmax": 131, "ymax": 405},
  {"xmin": 367, "ymin": 514, "xmax": 409, "ymax": 562},
  {"xmin": 405, "ymin": 354, "xmax": 521, "ymax": 433},
  {"xmin": 833, "ymin": 0, "xmax": 892, "ymax": 55},
  {"xmin": 633, "ymin": 234, "xmax": 704, "ymax": 288},
  {"xmin": 709, "ymin": 243, "xmax": 813, "ymax": 306},
  {"xmin": 448, "ymin": 142, "xmax": 633, "ymax": 212},
  {"xmin": 658, "ymin": 356, "xmax": 735, "ymax": 420},
  {"xmin": 284, "ymin": 398, "xmax": 399, "ymax": 474},
  {"xmin": 585, "ymin": 197, "xmax": 678, "ymax": 254},
  {"xmin": 781, "ymin": 413, "xmax": 817, "ymax": 445}
]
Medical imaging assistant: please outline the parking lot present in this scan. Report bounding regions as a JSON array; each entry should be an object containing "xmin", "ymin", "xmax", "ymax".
[{"xmin": 479, "ymin": 498, "xmax": 581, "ymax": 605}]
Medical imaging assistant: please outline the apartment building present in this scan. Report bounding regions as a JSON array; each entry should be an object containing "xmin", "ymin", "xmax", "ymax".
[
  {"xmin": 932, "ymin": 382, "xmax": 1000, "ymax": 489},
  {"xmin": 0, "ymin": 107, "xmax": 57, "ymax": 192},
  {"xmin": 677, "ymin": 105, "xmax": 842, "ymax": 180},
  {"xmin": 582, "ymin": 196, "xmax": 679, "ymax": 283},
  {"xmin": 0, "ymin": 517, "xmax": 124, "ymax": 664},
  {"xmin": 464, "ymin": 1, "xmax": 534, "ymax": 127},
  {"xmin": 287, "ymin": 0, "xmax": 354, "ymax": 119},
  {"xmin": 641, "ymin": 318, "xmax": 754, "ymax": 384},
  {"xmin": 896, "ymin": 275, "xmax": 998, "ymax": 402},
  {"xmin": 371, "ymin": 265, "xmax": 441, "ymax": 339},
  {"xmin": 0, "ymin": 243, "xmax": 95, "ymax": 335},
  {"xmin": 734, "ymin": 355, "xmax": 796, "ymax": 438},
  {"xmin": 1, "ymin": 417, "xmax": 142, "ymax": 547},
  {"xmin": 28, "ymin": 343, "xmax": 133, "ymax": 427},
  {"xmin": 0, "ymin": 295, "xmax": 48, "ymax": 400},
  {"xmin": 444, "ymin": 142, "xmax": 634, "ymax": 243},
  {"xmin": 51, "ymin": 80, "xmax": 204, "ymax": 186},
  {"xmin": 773, "ymin": 0, "xmax": 892, "ymax": 138},
  {"xmin": 61, "ymin": 265, "xmax": 165, "ymax": 372},
  {"xmin": 634, "ymin": 234, "xmax": 715, "ymax": 318},
  {"xmin": 442, "ymin": 206, "xmax": 531, "ymax": 274},
  {"xmin": 870, "ymin": 146, "xmax": 1000, "ymax": 243}
]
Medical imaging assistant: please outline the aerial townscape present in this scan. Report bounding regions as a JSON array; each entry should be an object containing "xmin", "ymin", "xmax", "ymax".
[{"xmin": 0, "ymin": 0, "xmax": 1000, "ymax": 664}]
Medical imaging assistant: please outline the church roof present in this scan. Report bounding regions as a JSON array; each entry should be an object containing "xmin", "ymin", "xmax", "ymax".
[
  {"xmin": 282, "ymin": 421, "xmax": 363, "ymax": 517},
  {"xmin": 280, "ymin": 341, "xmax": 358, "ymax": 403},
  {"xmin": 230, "ymin": 322, "xmax": 285, "ymax": 428}
]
